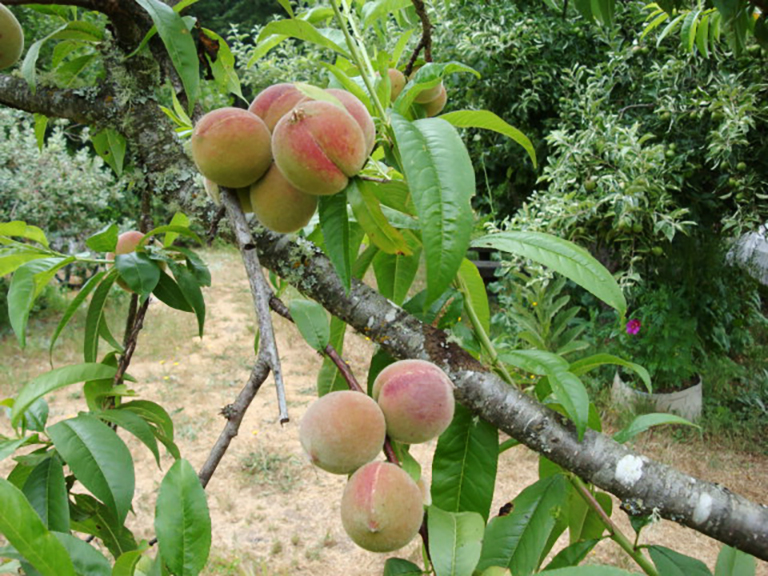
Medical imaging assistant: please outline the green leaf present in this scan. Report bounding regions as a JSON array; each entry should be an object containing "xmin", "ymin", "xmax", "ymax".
[
  {"xmin": 428, "ymin": 506, "xmax": 485, "ymax": 576},
  {"xmin": 153, "ymin": 270, "xmax": 194, "ymax": 313},
  {"xmin": 396, "ymin": 62, "xmax": 479, "ymax": 112},
  {"xmin": 543, "ymin": 539, "xmax": 601, "ymax": 570},
  {"xmin": 568, "ymin": 353, "xmax": 650, "ymax": 393},
  {"xmin": 22, "ymin": 456, "xmax": 70, "ymax": 532},
  {"xmin": 696, "ymin": 12, "xmax": 711, "ymax": 57},
  {"xmin": 715, "ymin": 545, "xmax": 756, "ymax": 576},
  {"xmin": 162, "ymin": 213, "xmax": 190, "ymax": 247},
  {"xmin": 500, "ymin": 350, "xmax": 589, "ymax": 439},
  {"xmin": 112, "ymin": 550, "xmax": 146, "ymax": 576},
  {"xmin": 0, "ymin": 437, "xmax": 33, "ymax": 462},
  {"xmin": 11, "ymin": 364, "xmax": 118, "ymax": 428},
  {"xmin": 648, "ymin": 545, "xmax": 713, "ymax": 576},
  {"xmin": 320, "ymin": 62, "xmax": 372, "ymax": 110},
  {"xmin": 203, "ymin": 28, "xmax": 244, "ymax": 101},
  {"xmin": 0, "ymin": 221, "xmax": 48, "ymax": 247},
  {"xmin": 118, "ymin": 400, "xmax": 175, "ymax": 440},
  {"xmin": 657, "ymin": 13, "xmax": 686, "ymax": 46},
  {"xmin": 115, "ymin": 253, "xmax": 160, "ymax": 295},
  {"xmin": 642, "ymin": 12, "xmax": 670, "ymax": 40},
  {"xmin": 613, "ymin": 413, "xmax": 698, "ymax": 444},
  {"xmin": 255, "ymin": 19, "xmax": 350, "ymax": 59},
  {"xmin": 142, "ymin": 225, "xmax": 202, "ymax": 246},
  {"xmin": 69, "ymin": 494, "xmax": 137, "ymax": 559},
  {"xmin": 319, "ymin": 192, "xmax": 352, "ymax": 292},
  {"xmin": 53, "ymin": 532, "xmax": 111, "ymax": 576},
  {"xmin": 383, "ymin": 558, "xmax": 423, "ymax": 575},
  {"xmin": 134, "ymin": 0, "xmax": 199, "ymax": 112},
  {"xmin": 472, "ymin": 232, "xmax": 626, "ymax": 316},
  {"xmin": 362, "ymin": 0, "xmax": 412, "ymax": 26},
  {"xmin": 440, "ymin": 110, "xmax": 536, "ymax": 168},
  {"xmin": 155, "ymin": 459, "xmax": 211, "ymax": 576},
  {"xmin": 391, "ymin": 114, "xmax": 475, "ymax": 303},
  {"xmin": 432, "ymin": 403, "xmax": 498, "ymax": 522},
  {"xmin": 87, "ymin": 224, "xmax": 119, "ymax": 253},
  {"xmin": 33, "ymin": 114, "xmax": 48, "ymax": 151},
  {"xmin": 84, "ymin": 271, "xmax": 119, "ymax": 362},
  {"xmin": 8, "ymin": 258, "xmax": 65, "ymax": 347},
  {"xmin": 0, "ymin": 252, "xmax": 49, "ymax": 277},
  {"xmin": 20, "ymin": 24, "xmax": 68, "ymax": 92},
  {"xmin": 316, "ymin": 317, "xmax": 348, "ymax": 396},
  {"xmin": 97, "ymin": 410, "xmax": 162, "ymax": 467},
  {"xmin": 48, "ymin": 414, "xmax": 135, "ymax": 524},
  {"xmin": 373, "ymin": 231, "xmax": 422, "ymax": 305},
  {"xmin": 348, "ymin": 179, "xmax": 412, "ymax": 256},
  {"xmin": 456, "ymin": 258, "xmax": 490, "ymax": 336},
  {"xmin": 168, "ymin": 262, "xmax": 205, "ymax": 337},
  {"xmin": 0, "ymin": 479, "xmax": 76, "ymax": 576},
  {"xmin": 167, "ymin": 246, "xmax": 211, "ymax": 287},
  {"xmin": 289, "ymin": 299, "xmax": 330, "ymax": 351},
  {"xmin": 91, "ymin": 129, "xmax": 127, "ymax": 177},
  {"xmin": 681, "ymin": 9, "xmax": 702, "ymax": 53},
  {"xmin": 476, "ymin": 474, "xmax": 569, "ymax": 575},
  {"xmin": 48, "ymin": 269, "xmax": 104, "ymax": 357},
  {"xmin": 543, "ymin": 568, "xmax": 636, "ymax": 575}
]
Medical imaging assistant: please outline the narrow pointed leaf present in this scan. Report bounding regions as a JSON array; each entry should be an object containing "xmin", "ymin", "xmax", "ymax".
[
  {"xmin": 649, "ymin": 545, "xmax": 713, "ymax": 576},
  {"xmin": 289, "ymin": 299, "xmax": 330, "ymax": 351},
  {"xmin": 472, "ymin": 232, "xmax": 626, "ymax": 315},
  {"xmin": 84, "ymin": 271, "xmax": 118, "ymax": 362},
  {"xmin": 153, "ymin": 270, "xmax": 194, "ymax": 312},
  {"xmin": 348, "ymin": 179, "xmax": 412, "ymax": 256},
  {"xmin": 0, "ymin": 221, "xmax": 48, "ymax": 247},
  {"xmin": 440, "ymin": 110, "xmax": 536, "ymax": 168},
  {"xmin": 97, "ymin": 409, "xmax": 162, "ymax": 466},
  {"xmin": 48, "ymin": 414, "xmax": 135, "ymax": 524},
  {"xmin": 53, "ymin": 532, "xmax": 111, "ymax": 576},
  {"xmin": 155, "ymin": 459, "xmax": 211, "ymax": 576},
  {"xmin": 715, "ymin": 545, "xmax": 756, "ymax": 576},
  {"xmin": 383, "ymin": 558, "xmax": 423, "ymax": 575},
  {"xmin": 373, "ymin": 231, "xmax": 422, "ymax": 305},
  {"xmin": 255, "ymin": 19, "xmax": 350, "ymax": 58},
  {"xmin": 613, "ymin": 413, "xmax": 698, "ymax": 444},
  {"xmin": 568, "ymin": 353, "xmax": 650, "ymax": 392},
  {"xmin": 456, "ymin": 258, "xmax": 491, "ymax": 335},
  {"xmin": 319, "ymin": 192, "xmax": 352, "ymax": 292},
  {"xmin": 432, "ymin": 403, "xmax": 498, "ymax": 522},
  {"xmin": 169, "ymin": 262, "xmax": 205, "ymax": 337},
  {"xmin": 69, "ymin": 494, "xmax": 137, "ymax": 559},
  {"xmin": 22, "ymin": 456, "xmax": 70, "ymax": 532},
  {"xmin": 0, "ymin": 478, "xmax": 75, "ymax": 576},
  {"xmin": 391, "ymin": 114, "xmax": 475, "ymax": 303},
  {"xmin": 11, "ymin": 363, "xmax": 118, "ymax": 427},
  {"xmin": 428, "ymin": 506, "xmax": 485, "ymax": 576}
]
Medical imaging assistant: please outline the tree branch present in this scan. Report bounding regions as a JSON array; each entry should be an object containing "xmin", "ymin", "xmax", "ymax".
[
  {"xmin": 0, "ymin": 75, "xmax": 111, "ymax": 125},
  {"xmin": 248, "ymin": 225, "xmax": 768, "ymax": 561},
  {"xmin": 220, "ymin": 190, "xmax": 289, "ymax": 424}
]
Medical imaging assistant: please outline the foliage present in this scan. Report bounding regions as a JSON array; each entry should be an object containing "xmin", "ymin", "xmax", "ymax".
[{"xmin": 0, "ymin": 0, "xmax": 764, "ymax": 574}]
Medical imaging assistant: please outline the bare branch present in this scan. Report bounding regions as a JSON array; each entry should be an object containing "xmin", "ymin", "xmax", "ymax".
[
  {"xmin": 249, "ymin": 225, "xmax": 768, "ymax": 561},
  {"xmin": 404, "ymin": 0, "xmax": 433, "ymax": 77},
  {"xmin": 221, "ymin": 190, "xmax": 289, "ymax": 424},
  {"xmin": 197, "ymin": 358, "xmax": 271, "ymax": 487},
  {"xmin": 0, "ymin": 75, "xmax": 111, "ymax": 125}
]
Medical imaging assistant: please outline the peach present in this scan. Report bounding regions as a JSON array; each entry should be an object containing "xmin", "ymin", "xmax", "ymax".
[
  {"xmin": 191, "ymin": 108, "xmax": 272, "ymax": 188},
  {"xmin": 0, "ymin": 4, "xmax": 23, "ymax": 70},
  {"xmin": 388, "ymin": 68, "xmax": 406, "ymax": 101},
  {"xmin": 272, "ymin": 101, "xmax": 367, "ymax": 196},
  {"xmin": 248, "ymin": 83, "xmax": 306, "ymax": 132},
  {"xmin": 325, "ymin": 88, "xmax": 376, "ymax": 156},
  {"xmin": 299, "ymin": 390, "xmax": 386, "ymax": 475},
  {"xmin": 422, "ymin": 84, "xmax": 447, "ymax": 117},
  {"xmin": 250, "ymin": 163, "xmax": 318, "ymax": 233},
  {"xmin": 340, "ymin": 461, "xmax": 424, "ymax": 553},
  {"xmin": 372, "ymin": 359, "xmax": 455, "ymax": 444}
]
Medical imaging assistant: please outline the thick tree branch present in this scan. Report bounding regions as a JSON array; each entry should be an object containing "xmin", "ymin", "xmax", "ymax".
[
  {"xmin": 248, "ymin": 226, "xmax": 768, "ymax": 561},
  {"xmin": 0, "ymin": 75, "xmax": 111, "ymax": 125}
]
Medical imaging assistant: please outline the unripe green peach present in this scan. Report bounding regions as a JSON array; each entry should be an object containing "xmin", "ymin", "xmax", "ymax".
[
  {"xmin": 299, "ymin": 390, "xmax": 386, "ymax": 475},
  {"xmin": 373, "ymin": 359, "xmax": 455, "ymax": 444},
  {"xmin": 191, "ymin": 108, "xmax": 272, "ymax": 189},
  {"xmin": 0, "ymin": 4, "xmax": 23, "ymax": 70},
  {"xmin": 340, "ymin": 461, "xmax": 424, "ymax": 552},
  {"xmin": 422, "ymin": 84, "xmax": 447, "ymax": 117},
  {"xmin": 325, "ymin": 88, "xmax": 376, "ymax": 157},
  {"xmin": 250, "ymin": 163, "xmax": 318, "ymax": 233},
  {"xmin": 414, "ymin": 81, "xmax": 443, "ymax": 104},
  {"xmin": 388, "ymin": 68, "xmax": 406, "ymax": 101},
  {"xmin": 248, "ymin": 83, "xmax": 306, "ymax": 132},
  {"xmin": 272, "ymin": 101, "xmax": 367, "ymax": 196}
]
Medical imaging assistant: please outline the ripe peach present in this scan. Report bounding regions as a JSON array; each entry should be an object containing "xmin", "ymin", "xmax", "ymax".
[
  {"xmin": 340, "ymin": 461, "xmax": 424, "ymax": 553},
  {"xmin": 191, "ymin": 108, "xmax": 272, "ymax": 189},
  {"xmin": 272, "ymin": 101, "xmax": 367, "ymax": 196},
  {"xmin": 299, "ymin": 391, "xmax": 386, "ymax": 475},
  {"xmin": 0, "ymin": 4, "xmax": 23, "ymax": 70},
  {"xmin": 107, "ymin": 231, "xmax": 146, "ymax": 292},
  {"xmin": 250, "ymin": 163, "xmax": 318, "ymax": 233},
  {"xmin": 248, "ymin": 83, "xmax": 306, "ymax": 132},
  {"xmin": 388, "ymin": 68, "xmax": 406, "ymax": 101},
  {"xmin": 422, "ymin": 84, "xmax": 447, "ymax": 117},
  {"xmin": 325, "ymin": 89, "xmax": 376, "ymax": 157},
  {"xmin": 372, "ymin": 359, "xmax": 455, "ymax": 444}
]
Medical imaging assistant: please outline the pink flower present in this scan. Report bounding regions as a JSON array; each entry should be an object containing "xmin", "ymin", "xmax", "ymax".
[{"xmin": 626, "ymin": 319, "xmax": 641, "ymax": 335}]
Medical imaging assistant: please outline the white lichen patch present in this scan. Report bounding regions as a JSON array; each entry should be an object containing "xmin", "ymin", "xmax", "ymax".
[
  {"xmin": 384, "ymin": 309, "xmax": 397, "ymax": 323},
  {"xmin": 693, "ymin": 493, "xmax": 713, "ymax": 524},
  {"xmin": 615, "ymin": 455, "xmax": 644, "ymax": 487}
]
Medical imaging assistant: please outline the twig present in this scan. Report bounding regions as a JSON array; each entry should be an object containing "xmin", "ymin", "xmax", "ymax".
[
  {"xmin": 570, "ymin": 476, "xmax": 659, "ymax": 576},
  {"xmin": 114, "ymin": 297, "xmax": 150, "ymax": 387},
  {"xmin": 404, "ymin": 0, "xmax": 433, "ymax": 77},
  {"xmin": 197, "ymin": 358, "xmax": 272, "ymax": 487},
  {"xmin": 618, "ymin": 103, "xmax": 655, "ymax": 119},
  {"xmin": 221, "ymin": 189, "xmax": 289, "ymax": 423}
]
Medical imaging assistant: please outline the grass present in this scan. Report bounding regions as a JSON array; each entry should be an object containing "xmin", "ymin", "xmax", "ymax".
[{"xmin": 239, "ymin": 446, "xmax": 303, "ymax": 493}]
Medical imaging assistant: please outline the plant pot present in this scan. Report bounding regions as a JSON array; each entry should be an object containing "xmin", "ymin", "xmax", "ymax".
[{"xmin": 611, "ymin": 371, "xmax": 702, "ymax": 421}]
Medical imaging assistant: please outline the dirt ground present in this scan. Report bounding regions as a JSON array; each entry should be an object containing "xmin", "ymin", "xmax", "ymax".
[{"xmin": 1, "ymin": 247, "xmax": 767, "ymax": 575}]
